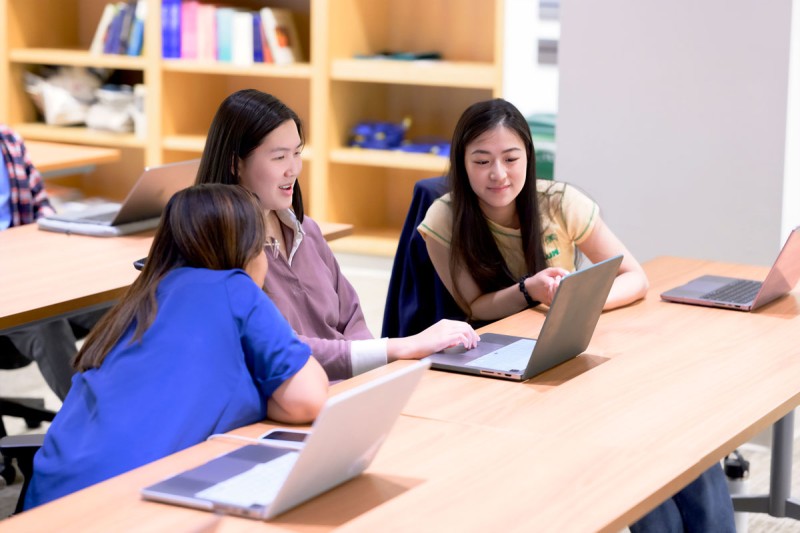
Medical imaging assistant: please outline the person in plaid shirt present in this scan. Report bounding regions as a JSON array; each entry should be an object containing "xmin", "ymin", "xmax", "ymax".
[{"xmin": 1, "ymin": 125, "xmax": 104, "ymax": 400}]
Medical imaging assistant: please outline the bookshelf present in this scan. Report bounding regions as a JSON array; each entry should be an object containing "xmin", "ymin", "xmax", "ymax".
[{"xmin": 0, "ymin": 0, "xmax": 504, "ymax": 255}]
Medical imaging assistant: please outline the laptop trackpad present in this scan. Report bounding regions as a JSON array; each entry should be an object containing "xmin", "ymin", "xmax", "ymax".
[{"xmin": 466, "ymin": 339, "xmax": 537, "ymax": 372}]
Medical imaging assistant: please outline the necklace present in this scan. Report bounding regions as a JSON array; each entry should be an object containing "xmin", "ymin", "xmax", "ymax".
[{"xmin": 265, "ymin": 236, "xmax": 280, "ymax": 259}]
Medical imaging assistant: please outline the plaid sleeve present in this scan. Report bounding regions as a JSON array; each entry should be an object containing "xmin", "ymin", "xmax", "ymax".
[{"xmin": 1, "ymin": 126, "xmax": 55, "ymax": 225}]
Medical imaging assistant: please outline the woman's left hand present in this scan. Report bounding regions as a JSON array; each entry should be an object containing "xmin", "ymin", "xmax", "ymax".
[{"xmin": 526, "ymin": 267, "xmax": 570, "ymax": 306}]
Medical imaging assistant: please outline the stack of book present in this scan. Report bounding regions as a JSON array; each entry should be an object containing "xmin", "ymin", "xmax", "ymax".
[
  {"xmin": 90, "ymin": 0, "xmax": 147, "ymax": 56},
  {"xmin": 162, "ymin": 0, "xmax": 303, "ymax": 65}
]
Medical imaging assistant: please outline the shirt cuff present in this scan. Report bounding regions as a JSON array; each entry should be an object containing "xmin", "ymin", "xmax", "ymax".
[{"xmin": 350, "ymin": 338, "xmax": 388, "ymax": 376}]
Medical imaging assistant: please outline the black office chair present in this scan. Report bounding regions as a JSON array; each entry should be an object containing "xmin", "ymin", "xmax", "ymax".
[
  {"xmin": 0, "ymin": 335, "xmax": 55, "ymax": 511},
  {"xmin": 381, "ymin": 176, "xmax": 468, "ymax": 338},
  {"xmin": 0, "ymin": 338, "xmax": 57, "ymax": 433}
]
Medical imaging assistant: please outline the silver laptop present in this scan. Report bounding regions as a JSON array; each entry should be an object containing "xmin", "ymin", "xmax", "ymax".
[
  {"xmin": 426, "ymin": 255, "xmax": 622, "ymax": 382},
  {"xmin": 37, "ymin": 159, "xmax": 200, "ymax": 237},
  {"xmin": 141, "ymin": 360, "xmax": 430, "ymax": 520},
  {"xmin": 660, "ymin": 227, "xmax": 800, "ymax": 311}
]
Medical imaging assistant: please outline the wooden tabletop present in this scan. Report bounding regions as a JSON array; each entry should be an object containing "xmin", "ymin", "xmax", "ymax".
[
  {"xmin": 24, "ymin": 141, "xmax": 121, "ymax": 176},
  {"xmin": 0, "ymin": 224, "xmax": 153, "ymax": 332},
  {"xmin": 2, "ymin": 257, "xmax": 798, "ymax": 532},
  {"xmin": 317, "ymin": 221, "xmax": 353, "ymax": 242},
  {"xmin": 0, "ymin": 221, "xmax": 353, "ymax": 333}
]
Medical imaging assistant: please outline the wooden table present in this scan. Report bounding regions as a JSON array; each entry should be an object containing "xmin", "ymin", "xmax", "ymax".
[
  {"xmin": 0, "ymin": 222, "xmax": 352, "ymax": 333},
  {"xmin": 2, "ymin": 257, "xmax": 798, "ymax": 532},
  {"xmin": 25, "ymin": 141, "xmax": 121, "ymax": 178},
  {"xmin": 400, "ymin": 256, "xmax": 800, "ymax": 525}
]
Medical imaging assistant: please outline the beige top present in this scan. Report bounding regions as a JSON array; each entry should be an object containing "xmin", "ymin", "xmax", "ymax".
[{"xmin": 418, "ymin": 181, "xmax": 598, "ymax": 276}]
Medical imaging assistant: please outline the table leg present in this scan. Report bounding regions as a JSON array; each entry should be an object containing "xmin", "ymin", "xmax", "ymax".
[{"xmin": 732, "ymin": 410, "xmax": 800, "ymax": 519}]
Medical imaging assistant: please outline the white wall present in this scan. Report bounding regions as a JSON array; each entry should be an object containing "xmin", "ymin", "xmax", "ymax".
[
  {"xmin": 556, "ymin": 0, "xmax": 799, "ymax": 265},
  {"xmin": 784, "ymin": 1, "xmax": 800, "ymax": 243},
  {"xmin": 504, "ymin": 0, "xmax": 560, "ymax": 115}
]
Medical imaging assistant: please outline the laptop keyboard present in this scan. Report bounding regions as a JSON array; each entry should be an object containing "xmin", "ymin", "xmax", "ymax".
[
  {"xmin": 195, "ymin": 451, "xmax": 299, "ymax": 508},
  {"xmin": 466, "ymin": 339, "xmax": 537, "ymax": 372},
  {"xmin": 701, "ymin": 279, "xmax": 762, "ymax": 304}
]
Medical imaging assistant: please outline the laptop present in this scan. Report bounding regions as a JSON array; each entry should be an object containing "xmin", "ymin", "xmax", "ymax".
[
  {"xmin": 37, "ymin": 159, "xmax": 200, "ymax": 237},
  {"xmin": 426, "ymin": 255, "xmax": 623, "ymax": 381},
  {"xmin": 660, "ymin": 227, "xmax": 800, "ymax": 311},
  {"xmin": 141, "ymin": 360, "xmax": 430, "ymax": 520}
]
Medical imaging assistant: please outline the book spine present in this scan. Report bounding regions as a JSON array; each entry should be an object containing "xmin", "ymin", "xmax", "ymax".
[
  {"xmin": 103, "ymin": 2, "xmax": 128, "ymax": 54},
  {"xmin": 180, "ymin": 0, "xmax": 199, "ymax": 60},
  {"xmin": 117, "ymin": 0, "xmax": 137, "ymax": 54},
  {"xmin": 126, "ymin": 0, "xmax": 146, "ymax": 56},
  {"xmin": 231, "ymin": 11, "xmax": 254, "ymax": 66},
  {"xmin": 196, "ymin": 4, "xmax": 217, "ymax": 61},
  {"xmin": 259, "ymin": 10, "xmax": 273, "ymax": 63},
  {"xmin": 90, "ymin": 3, "xmax": 118, "ymax": 55},
  {"xmin": 215, "ymin": 8, "xmax": 234, "ymax": 63},
  {"xmin": 161, "ymin": 0, "xmax": 182, "ymax": 58},
  {"xmin": 252, "ymin": 13, "xmax": 263, "ymax": 63}
]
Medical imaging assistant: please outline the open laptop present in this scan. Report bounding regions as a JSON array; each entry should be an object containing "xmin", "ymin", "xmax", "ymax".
[
  {"xmin": 426, "ymin": 255, "xmax": 622, "ymax": 381},
  {"xmin": 660, "ymin": 227, "xmax": 800, "ymax": 311},
  {"xmin": 37, "ymin": 159, "xmax": 200, "ymax": 237},
  {"xmin": 141, "ymin": 360, "xmax": 429, "ymax": 520}
]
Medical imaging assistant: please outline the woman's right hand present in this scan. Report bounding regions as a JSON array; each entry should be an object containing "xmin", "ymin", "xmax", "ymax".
[
  {"xmin": 387, "ymin": 319, "xmax": 480, "ymax": 362},
  {"xmin": 526, "ymin": 267, "xmax": 570, "ymax": 306}
]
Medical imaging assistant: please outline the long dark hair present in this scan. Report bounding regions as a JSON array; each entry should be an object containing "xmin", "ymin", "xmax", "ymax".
[
  {"xmin": 448, "ymin": 98, "xmax": 546, "ymax": 315},
  {"xmin": 196, "ymin": 89, "xmax": 305, "ymax": 221},
  {"xmin": 73, "ymin": 184, "xmax": 267, "ymax": 371}
]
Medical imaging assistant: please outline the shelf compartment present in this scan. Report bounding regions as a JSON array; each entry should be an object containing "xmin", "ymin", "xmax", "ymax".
[
  {"xmin": 329, "ymin": 82, "xmax": 490, "ymax": 169},
  {"xmin": 331, "ymin": 59, "xmax": 497, "ymax": 89},
  {"xmin": 12, "ymin": 123, "xmax": 146, "ymax": 148},
  {"xmin": 328, "ymin": 0, "xmax": 498, "ymax": 66},
  {"xmin": 9, "ymin": 48, "xmax": 147, "ymax": 70},
  {"xmin": 329, "ymin": 148, "xmax": 448, "ymax": 173},
  {"xmin": 161, "ymin": 72, "xmax": 311, "ymax": 141},
  {"xmin": 325, "ymin": 165, "xmax": 435, "ymax": 255}
]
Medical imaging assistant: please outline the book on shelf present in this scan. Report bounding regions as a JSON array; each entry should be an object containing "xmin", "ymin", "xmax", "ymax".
[
  {"xmin": 180, "ymin": 0, "xmax": 199, "ymax": 60},
  {"xmin": 126, "ymin": 0, "xmax": 146, "ymax": 56},
  {"xmin": 215, "ymin": 7, "xmax": 236, "ymax": 62},
  {"xmin": 161, "ymin": 0, "xmax": 182, "ymax": 58},
  {"xmin": 117, "ymin": 0, "xmax": 138, "ymax": 55},
  {"xmin": 196, "ymin": 3, "xmax": 217, "ymax": 61},
  {"xmin": 260, "ymin": 7, "xmax": 303, "ymax": 65},
  {"xmin": 103, "ymin": 1, "xmax": 129, "ymax": 54},
  {"xmin": 231, "ymin": 11, "xmax": 254, "ymax": 66},
  {"xmin": 89, "ymin": 3, "xmax": 118, "ymax": 55},
  {"xmin": 252, "ymin": 12, "xmax": 264, "ymax": 63}
]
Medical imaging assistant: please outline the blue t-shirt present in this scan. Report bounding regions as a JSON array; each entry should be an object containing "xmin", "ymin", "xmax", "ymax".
[
  {"xmin": 24, "ymin": 267, "xmax": 311, "ymax": 509},
  {"xmin": 0, "ymin": 155, "xmax": 11, "ymax": 230}
]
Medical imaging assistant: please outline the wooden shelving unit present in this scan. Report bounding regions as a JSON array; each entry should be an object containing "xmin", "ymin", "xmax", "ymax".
[
  {"xmin": 321, "ymin": 0, "xmax": 504, "ymax": 254},
  {"xmin": 0, "ymin": 0, "xmax": 504, "ymax": 255}
]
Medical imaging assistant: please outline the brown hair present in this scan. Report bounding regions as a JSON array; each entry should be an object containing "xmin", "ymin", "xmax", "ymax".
[{"xmin": 73, "ymin": 184, "xmax": 267, "ymax": 371}]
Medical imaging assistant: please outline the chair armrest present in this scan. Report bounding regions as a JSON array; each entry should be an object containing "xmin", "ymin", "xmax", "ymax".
[{"xmin": 0, "ymin": 434, "xmax": 44, "ymax": 454}]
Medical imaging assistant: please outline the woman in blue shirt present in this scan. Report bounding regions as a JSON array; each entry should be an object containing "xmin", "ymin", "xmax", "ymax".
[{"xmin": 25, "ymin": 183, "xmax": 328, "ymax": 509}]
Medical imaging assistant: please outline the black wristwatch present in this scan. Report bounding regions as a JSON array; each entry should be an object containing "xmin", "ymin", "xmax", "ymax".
[{"xmin": 518, "ymin": 275, "xmax": 539, "ymax": 308}]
